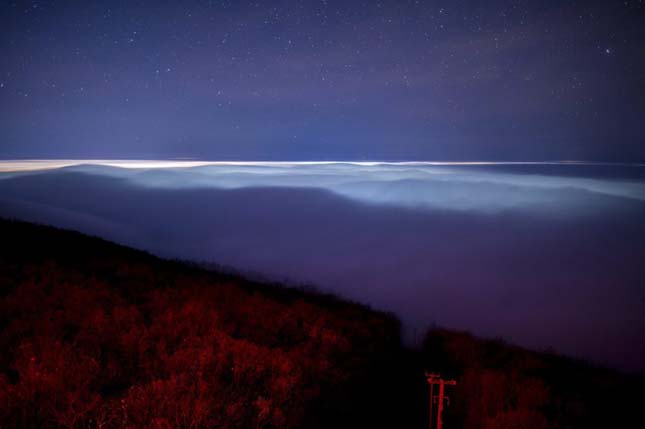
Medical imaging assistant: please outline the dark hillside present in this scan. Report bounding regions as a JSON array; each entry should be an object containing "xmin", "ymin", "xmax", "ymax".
[
  {"xmin": 0, "ymin": 219, "xmax": 424, "ymax": 428},
  {"xmin": 421, "ymin": 329, "xmax": 644, "ymax": 429},
  {"xmin": 1, "ymin": 219, "xmax": 643, "ymax": 428}
]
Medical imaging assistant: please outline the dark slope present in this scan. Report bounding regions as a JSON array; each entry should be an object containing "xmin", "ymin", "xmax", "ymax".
[
  {"xmin": 0, "ymin": 218, "xmax": 425, "ymax": 428},
  {"xmin": 1, "ymin": 218, "xmax": 643, "ymax": 429},
  {"xmin": 420, "ymin": 330, "xmax": 645, "ymax": 429}
]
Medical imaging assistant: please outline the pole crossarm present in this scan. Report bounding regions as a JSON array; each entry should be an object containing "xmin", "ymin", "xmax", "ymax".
[{"xmin": 424, "ymin": 372, "xmax": 457, "ymax": 429}]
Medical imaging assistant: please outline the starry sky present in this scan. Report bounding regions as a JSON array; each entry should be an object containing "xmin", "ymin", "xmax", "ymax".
[{"xmin": 1, "ymin": 0, "xmax": 644, "ymax": 161}]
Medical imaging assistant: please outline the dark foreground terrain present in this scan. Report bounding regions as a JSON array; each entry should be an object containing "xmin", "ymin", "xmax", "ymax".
[{"xmin": 0, "ymin": 219, "xmax": 642, "ymax": 428}]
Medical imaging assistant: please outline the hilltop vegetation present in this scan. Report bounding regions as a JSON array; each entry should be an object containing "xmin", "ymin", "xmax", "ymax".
[
  {"xmin": 0, "ymin": 219, "xmax": 642, "ymax": 428},
  {"xmin": 0, "ymin": 219, "xmax": 417, "ymax": 428},
  {"xmin": 421, "ymin": 329, "xmax": 643, "ymax": 429}
]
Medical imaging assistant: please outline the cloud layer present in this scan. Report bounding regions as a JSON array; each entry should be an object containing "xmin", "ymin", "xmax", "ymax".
[{"xmin": 1, "ymin": 162, "xmax": 644, "ymax": 372}]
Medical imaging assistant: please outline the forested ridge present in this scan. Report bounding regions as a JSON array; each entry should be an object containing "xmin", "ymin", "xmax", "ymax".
[{"xmin": 0, "ymin": 219, "xmax": 642, "ymax": 428}]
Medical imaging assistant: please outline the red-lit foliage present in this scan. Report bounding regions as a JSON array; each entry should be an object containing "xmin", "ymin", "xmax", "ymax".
[
  {"xmin": 2, "ymin": 220, "xmax": 642, "ymax": 428},
  {"xmin": 422, "ymin": 329, "xmax": 644, "ymax": 429},
  {"xmin": 0, "ymin": 220, "xmax": 403, "ymax": 428}
]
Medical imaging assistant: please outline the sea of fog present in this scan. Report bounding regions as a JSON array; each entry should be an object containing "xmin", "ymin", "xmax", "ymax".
[{"xmin": 1, "ymin": 161, "xmax": 644, "ymax": 372}]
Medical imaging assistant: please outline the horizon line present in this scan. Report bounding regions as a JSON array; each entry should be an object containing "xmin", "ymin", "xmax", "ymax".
[{"xmin": 1, "ymin": 159, "xmax": 645, "ymax": 172}]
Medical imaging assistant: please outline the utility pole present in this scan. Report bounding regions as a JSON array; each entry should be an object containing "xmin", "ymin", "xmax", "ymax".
[
  {"xmin": 426, "ymin": 373, "xmax": 438, "ymax": 429},
  {"xmin": 425, "ymin": 372, "xmax": 457, "ymax": 429}
]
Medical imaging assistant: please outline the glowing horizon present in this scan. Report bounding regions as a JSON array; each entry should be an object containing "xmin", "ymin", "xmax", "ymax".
[{"xmin": 1, "ymin": 159, "xmax": 644, "ymax": 173}]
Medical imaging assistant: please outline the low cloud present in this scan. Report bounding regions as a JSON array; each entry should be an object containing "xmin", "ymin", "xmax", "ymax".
[{"xmin": 1, "ymin": 164, "xmax": 644, "ymax": 372}]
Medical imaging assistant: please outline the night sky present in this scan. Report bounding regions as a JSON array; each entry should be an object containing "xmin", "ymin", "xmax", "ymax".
[
  {"xmin": 1, "ymin": 0, "xmax": 644, "ymax": 161},
  {"xmin": 2, "ymin": 1, "xmax": 645, "ymax": 372}
]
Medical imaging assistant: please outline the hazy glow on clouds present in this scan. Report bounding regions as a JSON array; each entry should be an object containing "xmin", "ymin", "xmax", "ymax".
[
  {"xmin": 2, "ymin": 159, "xmax": 644, "ymax": 172},
  {"xmin": 1, "ymin": 160, "xmax": 645, "ymax": 212},
  {"xmin": 1, "ymin": 160, "xmax": 645, "ymax": 370}
]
